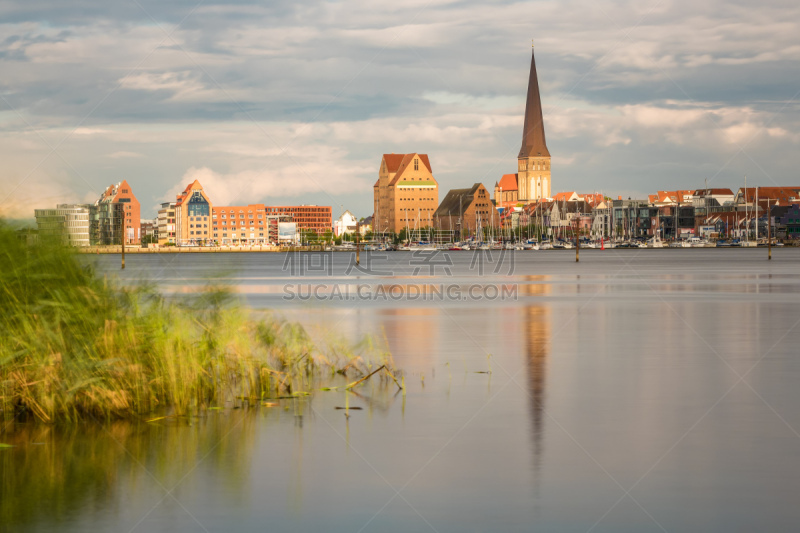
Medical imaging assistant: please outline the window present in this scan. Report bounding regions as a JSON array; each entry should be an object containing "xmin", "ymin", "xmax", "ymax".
[{"xmin": 414, "ymin": 158, "xmax": 419, "ymax": 171}]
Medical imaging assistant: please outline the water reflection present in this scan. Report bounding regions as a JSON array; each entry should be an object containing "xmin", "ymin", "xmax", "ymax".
[
  {"xmin": 378, "ymin": 307, "xmax": 441, "ymax": 372},
  {"xmin": 525, "ymin": 304, "xmax": 551, "ymax": 477},
  {"xmin": 0, "ymin": 413, "xmax": 256, "ymax": 531}
]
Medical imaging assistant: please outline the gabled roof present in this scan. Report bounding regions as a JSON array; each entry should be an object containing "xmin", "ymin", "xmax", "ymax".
[
  {"xmin": 183, "ymin": 179, "xmax": 203, "ymax": 193},
  {"xmin": 581, "ymin": 193, "xmax": 604, "ymax": 207},
  {"xmin": 552, "ymin": 191, "xmax": 579, "ymax": 202},
  {"xmin": 175, "ymin": 180, "xmax": 207, "ymax": 206},
  {"xmin": 737, "ymin": 187, "xmax": 800, "ymax": 203},
  {"xmin": 389, "ymin": 154, "xmax": 435, "ymax": 186},
  {"xmin": 650, "ymin": 190, "xmax": 693, "ymax": 205},
  {"xmin": 498, "ymin": 173, "xmax": 518, "ymax": 191},
  {"xmin": 382, "ymin": 153, "xmax": 432, "ymax": 174},
  {"xmin": 434, "ymin": 183, "xmax": 483, "ymax": 217},
  {"xmin": 519, "ymin": 47, "xmax": 550, "ymax": 159}
]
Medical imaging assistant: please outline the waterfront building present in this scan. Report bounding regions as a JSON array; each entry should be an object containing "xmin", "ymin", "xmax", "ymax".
[
  {"xmin": 211, "ymin": 204, "xmax": 268, "ymax": 244},
  {"xmin": 174, "ymin": 180, "xmax": 212, "ymax": 245},
  {"xmin": 734, "ymin": 187, "xmax": 800, "ymax": 208},
  {"xmin": 210, "ymin": 204, "xmax": 329, "ymax": 244},
  {"xmin": 157, "ymin": 202, "xmax": 176, "ymax": 245},
  {"xmin": 434, "ymin": 183, "xmax": 499, "ymax": 238},
  {"xmin": 95, "ymin": 180, "xmax": 141, "ymax": 245},
  {"xmin": 334, "ymin": 210, "xmax": 358, "ymax": 237},
  {"xmin": 692, "ymin": 188, "xmax": 735, "ymax": 210},
  {"xmin": 590, "ymin": 201, "xmax": 612, "ymax": 238},
  {"xmin": 373, "ymin": 153, "xmax": 439, "ymax": 235},
  {"xmin": 140, "ymin": 219, "xmax": 157, "ymax": 243},
  {"xmin": 263, "ymin": 205, "xmax": 332, "ymax": 235},
  {"xmin": 34, "ymin": 204, "xmax": 91, "ymax": 247},
  {"xmin": 772, "ymin": 203, "xmax": 800, "ymax": 239},
  {"xmin": 494, "ymin": 45, "xmax": 552, "ymax": 206}
]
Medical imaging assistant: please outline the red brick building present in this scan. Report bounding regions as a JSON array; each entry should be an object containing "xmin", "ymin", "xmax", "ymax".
[
  {"xmin": 211, "ymin": 204, "xmax": 331, "ymax": 244},
  {"xmin": 263, "ymin": 205, "xmax": 332, "ymax": 235}
]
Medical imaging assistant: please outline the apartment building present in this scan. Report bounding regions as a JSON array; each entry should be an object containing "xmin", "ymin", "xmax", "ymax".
[
  {"xmin": 95, "ymin": 180, "xmax": 141, "ymax": 245},
  {"xmin": 174, "ymin": 180, "xmax": 212, "ymax": 245},
  {"xmin": 34, "ymin": 204, "xmax": 91, "ymax": 247},
  {"xmin": 157, "ymin": 202, "xmax": 176, "ymax": 245}
]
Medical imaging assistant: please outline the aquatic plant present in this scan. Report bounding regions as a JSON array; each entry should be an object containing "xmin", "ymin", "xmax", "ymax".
[{"xmin": 0, "ymin": 222, "xmax": 392, "ymax": 423}]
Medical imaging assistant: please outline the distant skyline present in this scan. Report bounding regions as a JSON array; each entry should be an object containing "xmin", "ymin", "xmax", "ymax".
[{"xmin": 2, "ymin": 0, "xmax": 799, "ymax": 220}]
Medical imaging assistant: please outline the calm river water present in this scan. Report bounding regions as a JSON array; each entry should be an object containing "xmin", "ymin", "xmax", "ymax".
[{"xmin": 3, "ymin": 249, "xmax": 800, "ymax": 532}]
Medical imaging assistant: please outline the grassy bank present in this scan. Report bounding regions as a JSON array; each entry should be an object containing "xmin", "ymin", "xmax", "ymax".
[{"xmin": 0, "ymin": 223, "xmax": 391, "ymax": 423}]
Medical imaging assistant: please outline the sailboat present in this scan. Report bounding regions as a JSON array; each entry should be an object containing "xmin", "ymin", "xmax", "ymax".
[{"xmin": 741, "ymin": 177, "xmax": 757, "ymax": 247}]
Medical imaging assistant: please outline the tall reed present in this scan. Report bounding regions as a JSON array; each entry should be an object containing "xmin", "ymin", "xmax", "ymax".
[{"xmin": 0, "ymin": 222, "xmax": 386, "ymax": 423}]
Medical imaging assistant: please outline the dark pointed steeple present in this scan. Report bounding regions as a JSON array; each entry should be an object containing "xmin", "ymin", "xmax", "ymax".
[{"xmin": 519, "ymin": 45, "xmax": 550, "ymax": 158}]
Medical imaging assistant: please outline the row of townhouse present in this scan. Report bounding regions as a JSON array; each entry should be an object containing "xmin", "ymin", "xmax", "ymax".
[{"xmin": 497, "ymin": 187, "xmax": 800, "ymax": 241}]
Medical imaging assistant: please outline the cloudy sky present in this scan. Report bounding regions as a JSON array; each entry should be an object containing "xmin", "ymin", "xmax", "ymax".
[{"xmin": 1, "ymin": 0, "xmax": 799, "ymax": 219}]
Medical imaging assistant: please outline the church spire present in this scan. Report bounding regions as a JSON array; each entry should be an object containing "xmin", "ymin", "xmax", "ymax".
[{"xmin": 519, "ymin": 45, "xmax": 550, "ymax": 158}]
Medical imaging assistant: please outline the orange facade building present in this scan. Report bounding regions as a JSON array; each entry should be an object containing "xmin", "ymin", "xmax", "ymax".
[
  {"xmin": 211, "ymin": 204, "xmax": 332, "ymax": 244},
  {"xmin": 171, "ymin": 179, "xmax": 331, "ymax": 245},
  {"xmin": 174, "ymin": 180, "xmax": 213, "ymax": 245},
  {"xmin": 211, "ymin": 204, "xmax": 269, "ymax": 244},
  {"xmin": 373, "ymin": 153, "xmax": 439, "ymax": 235},
  {"xmin": 96, "ymin": 179, "xmax": 141, "ymax": 244}
]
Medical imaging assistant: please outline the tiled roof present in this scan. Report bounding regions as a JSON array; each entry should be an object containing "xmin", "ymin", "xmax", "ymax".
[
  {"xmin": 738, "ymin": 187, "xmax": 800, "ymax": 203},
  {"xmin": 183, "ymin": 179, "xmax": 203, "ymax": 193},
  {"xmin": 434, "ymin": 183, "xmax": 482, "ymax": 217},
  {"xmin": 552, "ymin": 191, "xmax": 577, "ymax": 202},
  {"xmin": 382, "ymin": 153, "xmax": 432, "ymax": 174},
  {"xmin": 581, "ymin": 193, "xmax": 604, "ymax": 206},
  {"xmin": 389, "ymin": 154, "xmax": 435, "ymax": 186},
  {"xmin": 498, "ymin": 173, "xmax": 518, "ymax": 191}
]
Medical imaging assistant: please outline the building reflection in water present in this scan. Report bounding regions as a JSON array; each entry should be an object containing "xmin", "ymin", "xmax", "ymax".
[
  {"xmin": 377, "ymin": 305, "xmax": 441, "ymax": 374},
  {"xmin": 521, "ymin": 276, "xmax": 551, "ymax": 477}
]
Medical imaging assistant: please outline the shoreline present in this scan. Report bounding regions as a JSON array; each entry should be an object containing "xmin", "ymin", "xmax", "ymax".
[{"xmin": 77, "ymin": 244, "xmax": 798, "ymax": 253}]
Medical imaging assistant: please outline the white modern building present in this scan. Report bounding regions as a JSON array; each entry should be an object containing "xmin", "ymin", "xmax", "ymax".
[{"xmin": 34, "ymin": 204, "xmax": 91, "ymax": 247}]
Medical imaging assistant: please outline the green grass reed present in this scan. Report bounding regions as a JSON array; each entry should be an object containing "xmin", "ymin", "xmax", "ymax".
[{"xmin": 0, "ymin": 222, "xmax": 392, "ymax": 423}]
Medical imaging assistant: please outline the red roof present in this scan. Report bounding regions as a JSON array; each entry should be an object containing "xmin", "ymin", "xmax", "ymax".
[
  {"xmin": 388, "ymin": 154, "xmax": 435, "ymax": 186},
  {"xmin": 552, "ymin": 191, "xmax": 577, "ymax": 202},
  {"xmin": 738, "ymin": 187, "xmax": 800, "ymax": 203},
  {"xmin": 382, "ymin": 153, "xmax": 432, "ymax": 174},
  {"xmin": 498, "ymin": 173, "xmax": 518, "ymax": 191},
  {"xmin": 581, "ymin": 193, "xmax": 604, "ymax": 206}
]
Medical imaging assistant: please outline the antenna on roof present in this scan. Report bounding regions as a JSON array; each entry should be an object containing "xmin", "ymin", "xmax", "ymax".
[{"xmin": 531, "ymin": 39, "xmax": 534, "ymax": 48}]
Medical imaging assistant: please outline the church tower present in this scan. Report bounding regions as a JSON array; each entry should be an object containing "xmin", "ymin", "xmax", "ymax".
[{"xmin": 517, "ymin": 44, "xmax": 551, "ymax": 202}]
